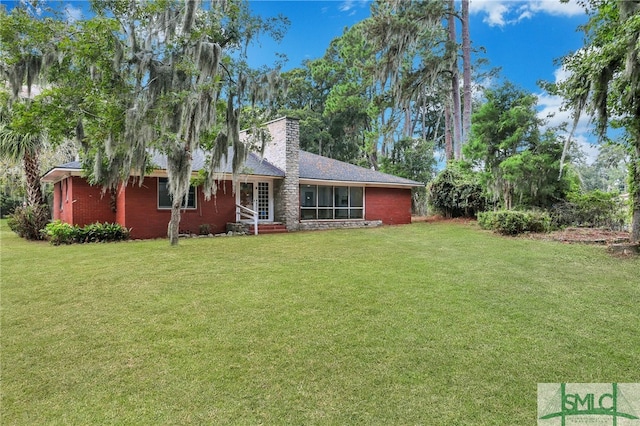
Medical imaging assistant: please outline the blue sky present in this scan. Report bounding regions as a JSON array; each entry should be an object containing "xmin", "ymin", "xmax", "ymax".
[{"xmin": 246, "ymin": 0, "xmax": 597, "ymax": 160}]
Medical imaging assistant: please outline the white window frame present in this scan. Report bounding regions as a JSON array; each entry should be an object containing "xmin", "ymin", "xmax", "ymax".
[{"xmin": 299, "ymin": 184, "xmax": 365, "ymax": 220}]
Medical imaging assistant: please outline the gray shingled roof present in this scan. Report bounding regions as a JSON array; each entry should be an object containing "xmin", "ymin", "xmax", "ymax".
[
  {"xmin": 299, "ymin": 150, "xmax": 423, "ymax": 186},
  {"xmin": 44, "ymin": 149, "xmax": 422, "ymax": 187},
  {"xmin": 46, "ymin": 149, "xmax": 285, "ymax": 177},
  {"xmin": 149, "ymin": 149, "xmax": 285, "ymax": 177}
]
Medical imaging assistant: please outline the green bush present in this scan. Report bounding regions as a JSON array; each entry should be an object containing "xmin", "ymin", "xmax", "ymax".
[
  {"xmin": 42, "ymin": 221, "xmax": 130, "ymax": 245},
  {"xmin": 527, "ymin": 211, "xmax": 552, "ymax": 233},
  {"xmin": 478, "ymin": 210, "xmax": 551, "ymax": 235},
  {"xmin": 428, "ymin": 162, "xmax": 486, "ymax": 218},
  {"xmin": 7, "ymin": 204, "xmax": 50, "ymax": 240},
  {"xmin": 0, "ymin": 194, "xmax": 23, "ymax": 218},
  {"xmin": 549, "ymin": 190, "xmax": 627, "ymax": 230},
  {"xmin": 477, "ymin": 211, "xmax": 495, "ymax": 230},
  {"xmin": 42, "ymin": 220, "xmax": 76, "ymax": 245}
]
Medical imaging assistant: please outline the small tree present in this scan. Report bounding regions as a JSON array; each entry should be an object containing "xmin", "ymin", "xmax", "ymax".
[{"xmin": 428, "ymin": 161, "xmax": 485, "ymax": 218}]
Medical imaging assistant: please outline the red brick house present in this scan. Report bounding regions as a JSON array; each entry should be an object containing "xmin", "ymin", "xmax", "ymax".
[{"xmin": 41, "ymin": 117, "xmax": 423, "ymax": 239}]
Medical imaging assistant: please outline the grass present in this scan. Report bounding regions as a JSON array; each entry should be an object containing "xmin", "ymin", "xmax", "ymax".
[{"xmin": 1, "ymin": 219, "xmax": 639, "ymax": 424}]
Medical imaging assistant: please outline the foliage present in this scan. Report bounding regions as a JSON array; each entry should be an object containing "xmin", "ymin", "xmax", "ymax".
[
  {"xmin": 41, "ymin": 220, "xmax": 75, "ymax": 245},
  {"xmin": 549, "ymin": 190, "xmax": 628, "ymax": 230},
  {"xmin": 478, "ymin": 210, "xmax": 551, "ymax": 235},
  {"xmin": 42, "ymin": 220, "xmax": 130, "ymax": 245},
  {"xmin": 379, "ymin": 137, "xmax": 436, "ymax": 185},
  {"xmin": 199, "ymin": 223, "xmax": 211, "ymax": 235},
  {"xmin": 1, "ymin": 1, "xmax": 289, "ymax": 246},
  {"xmin": 555, "ymin": 0, "xmax": 640, "ymax": 242},
  {"xmin": 465, "ymin": 82, "xmax": 569, "ymax": 210},
  {"xmin": 275, "ymin": 0, "xmax": 455, "ymax": 174},
  {"xmin": 7, "ymin": 204, "xmax": 50, "ymax": 240},
  {"xmin": 0, "ymin": 193, "xmax": 22, "ymax": 218},
  {"xmin": 0, "ymin": 8, "xmax": 66, "ymax": 209},
  {"xmin": 428, "ymin": 161, "xmax": 486, "ymax": 218},
  {"xmin": 573, "ymin": 143, "xmax": 629, "ymax": 193}
]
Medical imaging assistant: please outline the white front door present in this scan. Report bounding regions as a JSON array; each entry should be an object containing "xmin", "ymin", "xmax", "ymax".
[{"xmin": 238, "ymin": 181, "xmax": 272, "ymax": 222}]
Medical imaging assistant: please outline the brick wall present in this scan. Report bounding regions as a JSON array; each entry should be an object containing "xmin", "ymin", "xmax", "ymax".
[
  {"xmin": 120, "ymin": 177, "xmax": 237, "ymax": 239},
  {"xmin": 364, "ymin": 187, "xmax": 412, "ymax": 225},
  {"xmin": 57, "ymin": 177, "xmax": 115, "ymax": 226}
]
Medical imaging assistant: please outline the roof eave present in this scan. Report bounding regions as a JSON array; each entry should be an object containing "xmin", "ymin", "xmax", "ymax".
[
  {"xmin": 41, "ymin": 167, "xmax": 83, "ymax": 184},
  {"xmin": 299, "ymin": 178, "xmax": 424, "ymax": 188}
]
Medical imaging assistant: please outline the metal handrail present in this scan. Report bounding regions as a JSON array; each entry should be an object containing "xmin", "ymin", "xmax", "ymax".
[{"xmin": 236, "ymin": 204, "xmax": 258, "ymax": 235}]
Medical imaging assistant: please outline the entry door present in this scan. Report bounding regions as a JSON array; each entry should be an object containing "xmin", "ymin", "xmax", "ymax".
[{"xmin": 239, "ymin": 181, "xmax": 272, "ymax": 221}]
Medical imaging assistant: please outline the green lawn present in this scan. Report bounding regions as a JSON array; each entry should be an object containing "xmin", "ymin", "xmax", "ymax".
[{"xmin": 1, "ymin": 220, "xmax": 638, "ymax": 424}]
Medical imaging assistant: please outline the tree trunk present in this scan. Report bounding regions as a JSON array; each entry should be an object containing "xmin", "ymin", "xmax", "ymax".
[
  {"xmin": 23, "ymin": 150, "xmax": 45, "ymax": 207},
  {"xmin": 630, "ymin": 144, "xmax": 640, "ymax": 244},
  {"xmin": 447, "ymin": 0, "xmax": 462, "ymax": 160},
  {"xmin": 404, "ymin": 106, "xmax": 412, "ymax": 139},
  {"xmin": 461, "ymin": 0, "xmax": 472, "ymax": 152},
  {"xmin": 444, "ymin": 103, "xmax": 453, "ymax": 162},
  {"xmin": 168, "ymin": 200, "xmax": 182, "ymax": 246}
]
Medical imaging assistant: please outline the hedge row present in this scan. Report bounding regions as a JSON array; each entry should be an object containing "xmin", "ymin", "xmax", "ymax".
[
  {"xmin": 478, "ymin": 210, "xmax": 552, "ymax": 235},
  {"xmin": 42, "ymin": 221, "xmax": 130, "ymax": 245}
]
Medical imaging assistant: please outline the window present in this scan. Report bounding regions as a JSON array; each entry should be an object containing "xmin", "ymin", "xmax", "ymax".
[
  {"xmin": 158, "ymin": 177, "xmax": 196, "ymax": 209},
  {"xmin": 299, "ymin": 184, "xmax": 364, "ymax": 220}
]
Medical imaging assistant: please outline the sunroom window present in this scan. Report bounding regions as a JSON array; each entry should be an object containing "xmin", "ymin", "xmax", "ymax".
[
  {"xmin": 300, "ymin": 185, "xmax": 363, "ymax": 220},
  {"xmin": 158, "ymin": 177, "xmax": 196, "ymax": 209}
]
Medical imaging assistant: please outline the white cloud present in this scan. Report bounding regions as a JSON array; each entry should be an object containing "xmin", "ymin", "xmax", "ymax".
[
  {"xmin": 574, "ymin": 134, "xmax": 599, "ymax": 165},
  {"xmin": 338, "ymin": 0, "xmax": 369, "ymax": 14},
  {"xmin": 469, "ymin": 0, "xmax": 584, "ymax": 27},
  {"xmin": 535, "ymin": 65, "xmax": 599, "ymax": 164},
  {"xmin": 527, "ymin": 0, "xmax": 584, "ymax": 16},
  {"xmin": 64, "ymin": 5, "xmax": 83, "ymax": 23},
  {"xmin": 339, "ymin": 0, "xmax": 355, "ymax": 12}
]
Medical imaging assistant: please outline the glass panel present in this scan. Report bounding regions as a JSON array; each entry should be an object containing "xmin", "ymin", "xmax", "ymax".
[
  {"xmin": 257, "ymin": 182, "xmax": 269, "ymax": 220},
  {"xmin": 300, "ymin": 185, "xmax": 316, "ymax": 207},
  {"xmin": 350, "ymin": 187, "xmax": 363, "ymax": 207},
  {"xmin": 335, "ymin": 208, "xmax": 349, "ymax": 219},
  {"xmin": 239, "ymin": 182, "xmax": 253, "ymax": 210},
  {"xmin": 318, "ymin": 208, "xmax": 333, "ymax": 219},
  {"xmin": 158, "ymin": 178, "xmax": 172, "ymax": 208},
  {"xmin": 158, "ymin": 177, "xmax": 196, "ymax": 209},
  {"xmin": 185, "ymin": 185, "xmax": 196, "ymax": 208},
  {"xmin": 318, "ymin": 186, "xmax": 332, "ymax": 207},
  {"xmin": 300, "ymin": 209, "xmax": 317, "ymax": 220},
  {"xmin": 350, "ymin": 209, "xmax": 363, "ymax": 219},
  {"xmin": 335, "ymin": 186, "xmax": 349, "ymax": 207}
]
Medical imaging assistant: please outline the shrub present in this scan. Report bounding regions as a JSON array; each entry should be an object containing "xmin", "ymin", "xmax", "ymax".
[
  {"xmin": 478, "ymin": 210, "xmax": 551, "ymax": 235},
  {"xmin": 42, "ymin": 220, "xmax": 76, "ymax": 245},
  {"xmin": 42, "ymin": 221, "xmax": 130, "ymax": 245},
  {"xmin": 428, "ymin": 162, "xmax": 486, "ymax": 218},
  {"xmin": 477, "ymin": 211, "xmax": 495, "ymax": 230},
  {"xmin": 0, "ymin": 194, "xmax": 23, "ymax": 218},
  {"xmin": 549, "ymin": 190, "xmax": 627, "ymax": 230},
  {"xmin": 199, "ymin": 224, "xmax": 211, "ymax": 235},
  {"xmin": 7, "ymin": 204, "xmax": 50, "ymax": 240},
  {"xmin": 527, "ymin": 211, "xmax": 552, "ymax": 233}
]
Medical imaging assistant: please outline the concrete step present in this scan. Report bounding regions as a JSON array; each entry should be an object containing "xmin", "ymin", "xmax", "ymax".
[{"xmin": 249, "ymin": 223, "xmax": 288, "ymax": 234}]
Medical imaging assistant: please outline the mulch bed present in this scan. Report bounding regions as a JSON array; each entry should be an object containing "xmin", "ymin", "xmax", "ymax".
[
  {"xmin": 524, "ymin": 227, "xmax": 630, "ymax": 245},
  {"xmin": 413, "ymin": 216, "xmax": 632, "ymax": 245}
]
